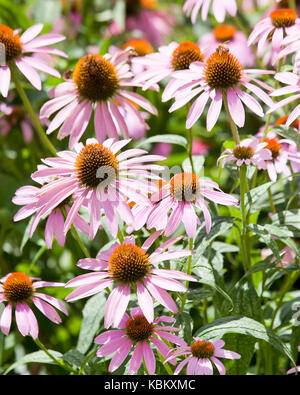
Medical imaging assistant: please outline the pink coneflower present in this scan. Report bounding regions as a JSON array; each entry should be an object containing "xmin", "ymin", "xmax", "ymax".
[
  {"xmin": 12, "ymin": 166, "xmax": 90, "ymax": 248},
  {"xmin": 168, "ymin": 47, "xmax": 274, "ymax": 131},
  {"xmin": 0, "ymin": 23, "xmax": 66, "ymax": 97},
  {"xmin": 261, "ymin": 134, "xmax": 300, "ymax": 181},
  {"xmin": 164, "ymin": 338, "xmax": 240, "ymax": 375},
  {"xmin": 146, "ymin": 172, "xmax": 239, "ymax": 237},
  {"xmin": 0, "ymin": 102, "xmax": 34, "ymax": 143},
  {"xmin": 132, "ymin": 41, "xmax": 205, "ymax": 99},
  {"xmin": 183, "ymin": 0, "xmax": 237, "ymax": 24},
  {"xmin": 267, "ymin": 71, "xmax": 300, "ymax": 128},
  {"xmin": 94, "ymin": 307, "xmax": 186, "ymax": 374},
  {"xmin": 39, "ymin": 48, "xmax": 157, "ymax": 148},
  {"xmin": 64, "ymin": 234, "xmax": 196, "ymax": 328},
  {"xmin": 28, "ymin": 138, "xmax": 165, "ymax": 239},
  {"xmin": 275, "ymin": 30, "xmax": 300, "ymax": 72},
  {"xmin": 217, "ymin": 138, "xmax": 272, "ymax": 169},
  {"xmin": 0, "ymin": 272, "xmax": 67, "ymax": 339},
  {"xmin": 287, "ymin": 346, "xmax": 300, "ymax": 374},
  {"xmin": 199, "ymin": 24, "xmax": 255, "ymax": 67},
  {"xmin": 248, "ymin": 9, "xmax": 300, "ymax": 56}
]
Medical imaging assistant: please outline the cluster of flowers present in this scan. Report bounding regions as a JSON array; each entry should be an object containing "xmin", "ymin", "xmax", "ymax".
[{"xmin": 0, "ymin": 0, "xmax": 300, "ymax": 375}]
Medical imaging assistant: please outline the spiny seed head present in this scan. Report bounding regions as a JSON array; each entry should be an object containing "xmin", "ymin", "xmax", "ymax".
[
  {"xmin": 126, "ymin": 314, "xmax": 154, "ymax": 342},
  {"xmin": 233, "ymin": 146, "xmax": 254, "ymax": 160},
  {"xmin": 191, "ymin": 340, "xmax": 215, "ymax": 359},
  {"xmin": 108, "ymin": 244, "xmax": 151, "ymax": 283},
  {"xmin": 204, "ymin": 49, "xmax": 243, "ymax": 90},
  {"xmin": 75, "ymin": 143, "xmax": 119, "ymax": 189},
  {"xmin": 275, "ymin": 115, "xmax": 299, "ymax": 129},
  {"xmin": 3, "ymin": 272, "xmax": 34, "ymax": 302},
  {"xmin": 170, "ymin": 172, "xmax": 200, "ymax": 202},
  {"xmin": 122, "ymin": 38, "xmax": 154, "ymax": 56},
  {"xmin": 0, "ymin": 24, "xmax": 22, "ymax": 61},
  {"xmin": 264, "ymin": 138, "xmax": 281, "ymax": 159},
  {"xmin": 270, "ymin": 8, "xmax": 297, "ymax": 28},
  {"xmin": 73, "ymin": 54, "xmax": 119, "ymax": 102},
  {"xmin": 213, "ymin": 24, "xmax": 236, "ymax": 42},
  {"xmin": 171, "ymin": 41, "xmax": 204, "ymax": 71}
]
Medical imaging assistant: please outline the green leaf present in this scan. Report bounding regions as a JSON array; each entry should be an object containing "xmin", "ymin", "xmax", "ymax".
[
  {"xmin": 273, "ymin": 125, "xmax": 300, "ymax": 145},
  {"xmin": 4, "ymin": 350, "xmax": 63, "ymax": 375},
  {"xmin": 77, "ymin": 292, "xmax": 107, "ymax": 354},
  {"xmin": 245, "ymin": 181, "xmax": 274, "ymax": 213},
  {"xmin": 194, "ymin": 216, "xmax": 235, "ymax": 256},
  {"xmin": 195, "ymin": 316, "xmax": 296, "ymax": 366},
  {"xmin": 248, "ymin": 224, "xmax": 281, "ymax": 264},
  {"xmin": 62, "ymin": 349, "xmax": 85, "ymax": 369},
  {"xmin": 270, "ymin": 210, "xmax": 300, "ymax": 237},
  {"xmin": 136, "ymin": 134, "xmax": 188, "ymax": 149}
]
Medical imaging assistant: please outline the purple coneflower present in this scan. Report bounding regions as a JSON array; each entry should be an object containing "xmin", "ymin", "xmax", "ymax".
[
  {"xmin": 0, "ymin": 23, "xmax": 66, "ymax": 97},
  {"xmin": 28, "ymin": 138, "xmax": 165, "ymax": 239},
  {"xmin": 218, "ymin": 138, "xmax": 272, "ymax": 169},
  {"xmin": 65, "ymin": 234, "xmax": 196, "ymax": 328},
  {"xmin": 164, "ymin": 338, "xmax": 240, "ymax": 375},
  {"xmin": 248, "ymin": 9, "xmax": 300, "ymax": 55},
  {"xmin": 94, "ymin": 307, "xmax": 186, "ymax": 374},
  {"xmin": 168, "ymin": 47, "xmax": 274, "ymax": 131},
  {"xmin": 262, "ymin": 134, "xmax": 300, "ymax": 181},
  {"xmin": 0, "ymin": 272, "xmax": 67, "ymax": 339},
  {"xmin": 146, "ymin": 173, "xmax": 239, "ymax": 237},
  {"xmin": 183, "ymin": 0, "xmax": 237, "ymax": 24},
  {"xmin": 261, "ymin": 245, "xmax": 299, "ymax": 268},
  {"xmin": 39, "ymin": 48, "xmax": 157, "ymax": 148},
  {"xmin": 13, "ymin": 181, "xmax": 89, "ymax": 248},
  {"xmin": 267, "ymin": 71, "xmax": 300, "ymax": 128},
  {"xmin": 132, "ymin": 41, "xmax": 205, "ymax": 100}
]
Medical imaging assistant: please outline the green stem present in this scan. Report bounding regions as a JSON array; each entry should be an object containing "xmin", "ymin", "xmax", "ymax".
[
  {"xmin": 288, "ymin": 0, "xmax": 296, "ymax": 11},
  {"xmin": 180, "ymin": 238, "xmax": 194, "ymax": 312},
  {"xmin": 240, "ymin": 164, "xmax": 251, "ymax": 272},
  {"xmin": 33, "ymin": 338, "xmax": 77, "ymax": 374},
  {"xmin": 186, "ymin": 104, "xmax": 195, "ymax": 173},
  {"xmin": 117, "ymin": 226, "xmax": 124, "ymax": 244},
  {"xmin": 222, "ymin": 90, "xmax": 240, "ymax": 145},
  {"xmin": 71, "ymin": 224, "xmax": 91, "ymax": 258},
  {"xmin": 188, "ymin": 127, "xmax": 195, "ymax": 174},
  {"xmin": 262, "ymin": 58, "xmax": 284, "ymax": 140},
  {"xmin": 157, "ymin": 348, "xmax": 173, "ymax": 375},
  {"xmin": 9, "ymin": 62, "xmax": 57, "ymax": 157}
]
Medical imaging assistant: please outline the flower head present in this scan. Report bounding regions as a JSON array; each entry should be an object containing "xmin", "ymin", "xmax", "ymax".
[
  {"xmin": 94, "ymin": 307, "xmax": 186, "ymax": 374},
  {"xmin": 267, "ymin": 71, "xmax": 300, "ymax": 128},
  {"xmin": 183, "ymin": 0, "xmax": 237, "ymax": 24},
  {"xmin": 168, "ymin": 47, "xmax": 274, "ymax": 131},
  {"xmin": 218, "ymin": 138, "xmax": 272, "ymax": 169},
  {"xmin": 248, "ymin": 9, "xmax": 300, "ymax": 59},
  {"xmin": 165, "ymin": 338, "xmax": 240, "ymax": 375},
  {"xmin": 0, "ymin": 272, "xmax": 67, "ymax": 339},
  {"xmin": 132, "ymin": 41, "xmax": 205, "ymax": 100},
  {"xmin": 65, "ymin": 233, "xmax": 196, "ymax": 328},
  {"xmin": 27, "ymin": 138, "xmax": 165, "ymax": 240},
  {"xmin": 146, "ymin": 172, "xmax": 239, "ymax": 237},
  {"xmin": 0, "ymin": 23, "xmax": 67, "ymax": 97},
  {"xmin": 40, "ymin": 49, "xmax": 157, "ymax": 148}
]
